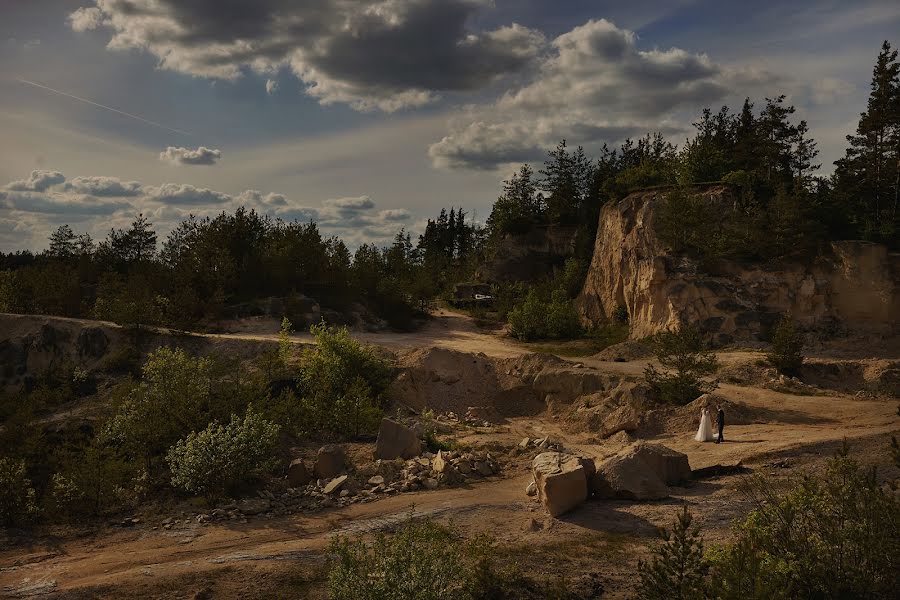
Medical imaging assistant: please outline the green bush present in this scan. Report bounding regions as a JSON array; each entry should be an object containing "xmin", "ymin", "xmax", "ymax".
[
  {"xmin": 644, "ymin": 325, "xmax": 719, "ymax": 405},
  {"xmin": 0, "ymin": 457, "xmax": 39, "ymax": 526},
  {"xmin": 767, "ymin": 316, "xmax": 803, "ymax": 375},
  {"xmin": 508, "ymin": 289, "xmax": 583, "ymax": 341},
  {"xmin": 104, "ymin": 347, "xmax": 214, "ymax": 470},
  {"xmin": 297, "ymin": 322, "xmax": 392, "ymax": 438},
  {"xmin": 709, "ymin": 445, "xmax": 900, "ymax": 599},
  {"xmin": 328, "ymin": 516, "xmax": 505, "ymax": 600},
  {"xmin": 636, "ymin": 505, "xmax": 709, "ymax": 600},
  {"xmin": 166, "ymin": 405, "xmax": 279, "ymax": 501}
]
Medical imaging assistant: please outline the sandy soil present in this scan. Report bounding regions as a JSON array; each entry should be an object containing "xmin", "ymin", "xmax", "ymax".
[{"xmin": 1, "ymin": 310, "xmax": 898, "ymax": 598}]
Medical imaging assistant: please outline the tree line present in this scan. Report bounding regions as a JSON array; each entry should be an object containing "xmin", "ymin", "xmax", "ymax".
[{"xmin": 0, "ymin": 206, "xmax": 483, "ymax": 330}]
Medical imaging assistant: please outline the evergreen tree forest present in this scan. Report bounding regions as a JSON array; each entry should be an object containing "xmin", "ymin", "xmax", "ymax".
[{"xmin": 2, "ymin": 41, "xmax": 898, "ymax": 333}]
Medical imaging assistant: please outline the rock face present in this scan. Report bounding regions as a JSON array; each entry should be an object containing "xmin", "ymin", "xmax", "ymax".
[
  {"xmin": 532, "ymin": 452, "xmax": 588, "ymax": 517},
  {"xmin": 594, "ymin": 443, "xmax": 691, "ymax": 501},
  {"xmin": 374, "ymin": 418, "xmax": 422, "ymax": 460},
  {"xmin": 477, "ymin": 224, "xmax": 578, "ymax": 283},
  {"xmin": 314, "ymin": 445, "xmax": 347, "ymax": 479},
  {"xmin": 577, "ymin": 185, "xmax": 900, "ymax": 342}
]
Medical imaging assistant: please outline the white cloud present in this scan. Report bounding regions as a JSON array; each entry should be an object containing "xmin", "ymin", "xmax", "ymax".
[
  {"xmin": 7, "ymin": 170, "xmax": 66, "ymax": 191},
  {"xmin": 159, "ymin": 146, "xmax": 222, "ymax": 166},
  {"xmin": 67, "ymin": 6, "xmax": 103, "ymax": 32},
  {"xmin": 429, "ymin": 18, "xmax": 778, "ymax": 170},
  {"xmin": 266, "ymin": 78, "xmax": 279, "ymax": 95}
]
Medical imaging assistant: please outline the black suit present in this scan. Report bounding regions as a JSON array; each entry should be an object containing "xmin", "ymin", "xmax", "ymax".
[{"xmin": 716, "ymin": 408, "xmax": 725, "ymax": 443}]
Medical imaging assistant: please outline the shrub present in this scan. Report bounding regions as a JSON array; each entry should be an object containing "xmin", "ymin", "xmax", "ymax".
[
  {"xmin": 767, "ymin": 316, "xmax": 803, "ymax": 375},
  {"xmin": 636, "ymin": 505, "xmax": 709, "ymax": 600},
  {"xmin": 297, "ymin": 323, "xmax": 393, "ymax": 438},
  {"xmin": 0, "ymin": 457, "xmax": 39, "ymax": 526},
  {"xmin": 278, "ymin": 316, "xmax": 293, "ymax": 366},
  {"xmin": 104, "ymin": 347, "xmax": 214, "ymax": 470},
  {"xmin": 166, "ymin": 405, "xmax": 280, "ymax": 500},
  {"xmin": 508, "ymin": 289, "xmax": 583, "ymax": 341},
  {"xmin": 328, "ymin": 516, "xmax": 505, "ymax": 600},
  {"xmin": 644, "ymin": 325, "xmax": 719, "ymax": 405},
  {"xmin": 709, "ymin": 445, "xmax": 900, "ymax": 599}
]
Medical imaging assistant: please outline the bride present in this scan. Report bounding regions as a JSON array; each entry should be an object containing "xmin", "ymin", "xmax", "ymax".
[{"xmin": 695, "ymin": 405, "xmax": 715, "ymax": 442}]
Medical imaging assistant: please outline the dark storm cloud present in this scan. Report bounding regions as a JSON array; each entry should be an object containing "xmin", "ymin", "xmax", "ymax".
[{"xmin": 70, "ymin": 0, "xmax": 545, "ymax": 111}]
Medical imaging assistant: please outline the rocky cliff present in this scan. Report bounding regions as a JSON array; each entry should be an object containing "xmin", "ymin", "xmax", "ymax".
[
  {"xmin": 477, "ymin": 224, "xmax": 578, "ymax": 283},
  {"xmin": 577, "ymin": 186, "xmax": 900, "ymax": 343}
]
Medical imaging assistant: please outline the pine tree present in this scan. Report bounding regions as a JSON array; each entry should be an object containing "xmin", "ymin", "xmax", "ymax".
[
  {"xmin": 48, "ymin": 225, "xmax": 77, "ymax": 258},
  {"xmin": 834, "ymin": 40, "xmax": 900, "ymax": 243},
  {"xmin": 636, "ymin": 505, "xmax": 709, "ymax": 600},
  {"xmin": 791, "ymin": 120, "xmax": 820, "ymax": 190}
]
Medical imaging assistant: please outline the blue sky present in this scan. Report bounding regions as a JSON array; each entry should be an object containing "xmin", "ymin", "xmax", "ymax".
[{"xmin": 1, "ymin": 0, "xmax": 898, "ymax": 251}]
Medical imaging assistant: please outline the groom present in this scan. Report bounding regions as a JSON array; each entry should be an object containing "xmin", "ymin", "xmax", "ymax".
[{"xmin": 715, "ymin": 402, "xmax": 725, "ymax": 443}]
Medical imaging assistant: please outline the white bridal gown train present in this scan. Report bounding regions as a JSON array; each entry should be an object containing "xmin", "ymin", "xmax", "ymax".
[{"xmin": 695, "ymin": 410, "xmax": 715, "ymax": 442}]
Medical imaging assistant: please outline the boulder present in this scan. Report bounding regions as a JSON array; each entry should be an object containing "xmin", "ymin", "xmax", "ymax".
[
  {"xmin": 314, "ymin": 445, "xmax": 347, "ymax": 479},
  {"xmin": 594, "ymin": 455, "xmax": 669, "ymax": 501},
  {"xmin": 374, "ymin": 418, "xmax": 422, "ymax": 460},
  {"xmin": 324, "ymin": 475, "xmax": 348, "ymax": 495},
  {"xmin": 629, "ymin": 443, "xmax": 691, "ymax": 485},
  {"xmin": 600, "ymin": 404, "xmax": 641, "ymax": 437},
  {"xmin": 531, "ymin": 452, "xmax": 588, "ymax": 517},
  {"xmin": 286, "ymin": 458, "xmax": 311, "ymax": 487},
  {"xmin": 592, "ymin": 442, "xmax": 690, "ymax": 501}
]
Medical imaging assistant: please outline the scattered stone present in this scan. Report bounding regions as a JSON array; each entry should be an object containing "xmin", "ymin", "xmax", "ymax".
[
  {"xmin": 324, "ymin": 475, "xmax": 348, "ymax": 496},
  {"xmin": 367, "ymin": 475, "xmax": 385, "ymax": 486},
  {"xmin": 518, "ymin": 437, "xmax": 531, "ymax": 449},
  {"xmin": 431, "ymin": 450, "xmax": 450, "ymax": 474},
  {"xmin": 423, "ymin": 478, "xmax": 439, "ymax": 490},
  {"xmin": 287, "ymin": 458, "xmax": 311, "ymax": 487},
  {"xmin": 314, "ymin": 445, "xmax": 347, "ymax": 479},
  {"xmin": 238, "ymin": 498, "xmax": 271, "ymax": 515},
  {"xmin": 374, "ymin": 418, "xmax": 422, "ymax": 460},
  {"xmin": 532, "ymin": 452, "xmax": 588, "ymax": 517},
  {"xmin": 526, "ymin": 481, "xmax": 537, "ymax": 496}
]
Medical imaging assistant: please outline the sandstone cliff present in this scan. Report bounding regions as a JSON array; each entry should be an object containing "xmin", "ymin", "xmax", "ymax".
[{"xmin": 577, "ymin": 186, "xmax": 900, "ymax": 342}]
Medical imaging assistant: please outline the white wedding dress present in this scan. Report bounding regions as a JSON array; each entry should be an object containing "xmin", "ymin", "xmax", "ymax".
[{"xmin": 695, "ymin": 410, "xmax": 715, "ymax": 442}]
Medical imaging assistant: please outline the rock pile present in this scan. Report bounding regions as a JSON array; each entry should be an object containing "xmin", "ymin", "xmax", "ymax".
[{"xmin": 527, "ymin": 442, "xmax": 691, "ymax": 516}]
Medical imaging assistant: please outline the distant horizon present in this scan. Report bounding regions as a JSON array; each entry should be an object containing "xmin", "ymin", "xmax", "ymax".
[{"xmin": 2, "ymin": 0, "xmax": 899, "ymax": 252}]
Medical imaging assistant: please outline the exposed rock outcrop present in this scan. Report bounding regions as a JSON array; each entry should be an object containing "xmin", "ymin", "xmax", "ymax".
[
  {"xmin": 578, "ymin": 186, "xmax": 900, "ymax": 342},
  {"xmin": 477, "ymin": 224, "xmax": 578, "ymax": 283}
]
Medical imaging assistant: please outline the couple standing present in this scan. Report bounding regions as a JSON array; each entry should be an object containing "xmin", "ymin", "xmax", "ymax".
[{"xmin": 695, "ymin": 402, "xmax": 725, "ymax": 443}]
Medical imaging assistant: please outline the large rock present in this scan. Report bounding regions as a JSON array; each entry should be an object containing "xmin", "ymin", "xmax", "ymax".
[
  {"xmin": 600, "ymin": 404, "xmax": 641, "ymax": 438},
  {"xmin": 287, "ymin": 458, "xmax": 311, "ymax": 487},
  {"xmin": 593, "ymin": 443, "xmax": 691, "ymax": 501},
  {"xmin": 629, "ymin": 443, "xmax": 691, "ymax": 485},
  {"xmin": 314, "ymin": 445, "xmax": 347, "ymax": 479},
  {"xmin": 531, "ymin": 452, "xmax": 588, "ymax": 517},
  {"xmin": 577, "ymin": 185, "xmax": 900, "ymax": 342},
  {"xmin": 374, "ymin": 418, "xmax": 422, "ymax": 460}
]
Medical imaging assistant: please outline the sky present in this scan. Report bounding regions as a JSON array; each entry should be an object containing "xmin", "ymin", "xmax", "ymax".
[{"xmin": 1, "ymin": 0, "xmax": 898, "ymax": 252}]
